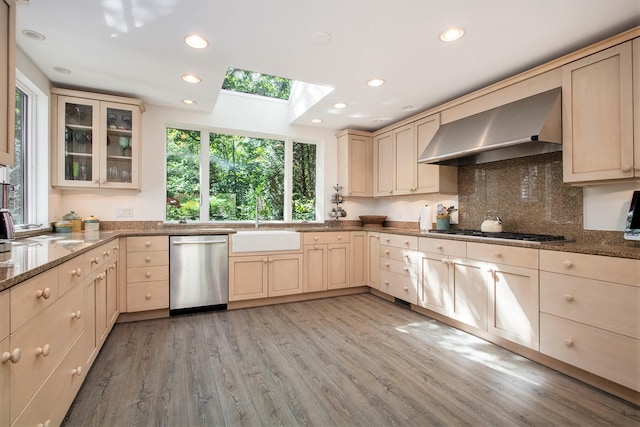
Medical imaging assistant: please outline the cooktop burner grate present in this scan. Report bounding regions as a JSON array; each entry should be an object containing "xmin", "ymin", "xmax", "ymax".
[{"xmin": 428, "ymin": 229, "xmax": 568, "ymax": 243}]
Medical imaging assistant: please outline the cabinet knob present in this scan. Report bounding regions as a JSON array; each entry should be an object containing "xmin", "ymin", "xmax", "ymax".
[
  {"xmin": 71, "ymin": 268, "xmax": 82, "ymax": 277},
  {"xmin": 145, "ymin": 241, "xmax": 151, "ymax": 247},
  {"xmin": 36, "ymin": 344, "xmax": 51, "ymax": 357},
  {"xmin": 37, "ymin": 288, "xmax": 51, "ymax": 299},
  {"xmin": 384, "ymin": 281, "xmax": 389, "ymax": 286},
  {"xmin": 145, "ymin": 293, "xmax": 152, "ymax": 300},
  {"xmin": 269, "ymin": 258, "xmax": 274, "ymax": 263},
  {"xmin": 91, "ymin": 257, "xmax": 99, "ymax": 264},
  {"xmin": 564, "ymin": 294, "xmax": 574, "ymax": 302},
  {"xmin": 103, "ymin": 250, "xmax": 110, "ymax": 257},
  {"xmin": 337, "ymin": 235, "xmax": 342, "ymax": 240},
  {"xmin": 328, "ymin": 247, "xmax": 333, "ymax": 251},
  {"xmin": 145, "ymin": 272, "xmax": 152, "ymax": 278},
  {"xmin": 313, "ymin": 245, "xmax": 318, "ymax": 249},
  {"xmin": 493, "ymin": 252, "xmax": 502, "ymax": 258},
  {"xmin": 72, "ymin": 366, "xmax": 83, "ymax": 376},
  {"xmin": 385, "ymin": 238, "xmax": 390, "ymax": 242},
  {"xmin": 263, "ymin": 258, "xmax": 268, "ymax": 264},
  {"xmin": 385, "ymin": 262, "xmax": 390, "ymax": 267},
  {"xmin": 404, "ymin": 240, "xmax": 409, "ymax": 245},
  {"xmin": 384, "ymin": 250, "xmax": 390, "ymax": 255},
  {"xmin": 145, "ymin": 256, "xmax": 152, "ymax": 263},
  {"xmin": 562, "ymin": 260, "xmax": 573, "ymax": 268},
  {"xmin": 113, "ymin": 245, "xmax": 119, "ymax": 251},
  {"xmin": 71, "ymin": 310, "xmax": 82, "ymax": 319},
  {"xmin": 441, "ymin": 259, "xmax": 447, "ymax": 265},
  {"xmin": 621, "ymin": 164, "xmax": 632, "ymax": 172},
  {"xmin": 563, "ymin": 339, "xmax": 574, "ymax": 347},
  {"xmin": 2, "ymin": 348, "xmax": 21, "ymax": 364},
  {"xmin": 403, "ymin": 287, "xmax": 408, "ymax": 292},
  {"xmin": 403, "ymin": 267, "xmax": 408, "ymax": 271},
  {"xmin": 436, "ymin": 245, "xmax": 443, "ymax": 250},
  {"xmin": 313, "ymin": 236, "xmax": 319, "ymax": 241}
]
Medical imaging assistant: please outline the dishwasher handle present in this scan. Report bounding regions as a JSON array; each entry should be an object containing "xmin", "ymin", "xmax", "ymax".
[{"xmin": 171, "ymin": 239, "xmax": 228, "ymax": 245}]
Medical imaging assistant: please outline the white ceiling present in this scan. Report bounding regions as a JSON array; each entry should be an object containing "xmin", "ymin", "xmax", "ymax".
[{"xmin": 15, "ymin": 0, "xmax": 640, "ymax": 132}]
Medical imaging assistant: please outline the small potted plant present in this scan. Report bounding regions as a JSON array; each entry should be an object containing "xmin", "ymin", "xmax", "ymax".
[{"xmin": 436, "ymin": 204, "xmax": 458, "ymax": 230}]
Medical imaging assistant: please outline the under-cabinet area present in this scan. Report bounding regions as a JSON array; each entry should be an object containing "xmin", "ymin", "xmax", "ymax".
[{"xmin": 0, "ymin": 228, "xmax": 639, "ymax": 424}]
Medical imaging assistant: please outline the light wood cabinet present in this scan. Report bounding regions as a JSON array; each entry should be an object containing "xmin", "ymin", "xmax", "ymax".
[
  {"xmin": 562, "ymin": 41, "xmax": 637, "ymax": 184},
  {"xmin": 539, "ymin": 250, "xmax": 640, "ymax": 391},
  {"xmin": 303, "ymin": 232, "xmax": 350, "ymax": 292},
  {"xmin": 418, "ymin": 238, "xmax": 466, "ymax": 316},
  {"xmin": 350, "ymin": 231, "xmax": 366, "ymax": 287},
  {"xmin": 125, "ymin": 236, "xmax": 169, "ymax": 312},
  {"xmin": 50, "ymin": 88, "xmax": 144, "ymax": 189},
  {"xmin": 229, "ymin": 252, "xmax": 303, "ymax": 300},
  {"xmin": 0, "ymin": 0, "xmax": 15, "ymax": 166},
  {"xmin": 392, "ymin": 124, "xmax": 416, "ymax": 195},
  {"xmin": 367, "ymin": 232, "xmax": 380, "ymax": 289},
  {"xmin": 379, "ymin": 233, "xmax": 419, "ymax": 304},
  {"xmin": 0, "ymin": 290, "xmax": 9, "ymax": 426},
  {"xmin": 373, "ymin": 132, "xmax": 393, "ymax": 196},
  {"xmin": 337, "ymin": 130, "xmax": 373, "ymax": 197},
  {"xmin": 414, "ymin": 114, "xmax": 458, "ymax": 194}
]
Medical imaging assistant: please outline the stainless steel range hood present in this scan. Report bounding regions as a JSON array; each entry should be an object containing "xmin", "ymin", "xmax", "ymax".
[{"xmin": 418, "ymin": 88, "xmax": 562, "ymax": 166}]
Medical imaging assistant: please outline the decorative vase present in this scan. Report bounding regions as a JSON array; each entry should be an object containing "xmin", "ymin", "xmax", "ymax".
[{"xmin": 436, "ymin": 216, "xmax": 450, "ymax": 230}]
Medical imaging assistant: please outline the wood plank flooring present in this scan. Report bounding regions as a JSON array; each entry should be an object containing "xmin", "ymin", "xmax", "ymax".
[{"xmin": 63, "ymin": 294, "xmax": 640, "ymax": 426}]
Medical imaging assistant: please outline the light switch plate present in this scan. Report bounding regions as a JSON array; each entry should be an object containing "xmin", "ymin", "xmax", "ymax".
[{"xmin": 117, "ymin": 207, "xmax": 134, "ymax": 218}]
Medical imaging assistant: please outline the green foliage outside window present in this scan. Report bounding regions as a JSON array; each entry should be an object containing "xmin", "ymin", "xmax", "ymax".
[{"xmin": 222, "ymin": 67, "xmax": 292, "ymax": 100}]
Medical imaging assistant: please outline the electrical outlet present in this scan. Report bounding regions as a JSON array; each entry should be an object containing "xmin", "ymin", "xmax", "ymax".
[{"xmin": 117, "ymin": 208, "xmax": 134, "ymax": 218}]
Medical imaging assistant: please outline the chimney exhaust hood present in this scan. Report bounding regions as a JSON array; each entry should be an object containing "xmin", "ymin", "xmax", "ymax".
[{"xmin": 418, "ymin": 88, "xmax": 562, "ymax": 166}]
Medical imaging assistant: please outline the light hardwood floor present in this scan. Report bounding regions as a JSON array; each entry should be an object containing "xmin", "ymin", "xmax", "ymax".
[{"xmin": 63, "ymin": 294, "xmax": 640, "ymax": 426}]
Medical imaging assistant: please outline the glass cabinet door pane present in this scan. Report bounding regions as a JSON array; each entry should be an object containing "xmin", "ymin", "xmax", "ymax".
[
  {"xmin": 64, "ymin": 102, "xmax": 94, "ymax": 182},
  {"xmin": 105, "ymin": 107, "xmax": 133, "ymax": 184}
]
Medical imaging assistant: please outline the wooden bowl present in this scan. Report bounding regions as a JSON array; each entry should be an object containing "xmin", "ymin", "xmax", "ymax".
[{"xmin": 359, "ymin": 215, "xmax": 387, "ymax": 225}]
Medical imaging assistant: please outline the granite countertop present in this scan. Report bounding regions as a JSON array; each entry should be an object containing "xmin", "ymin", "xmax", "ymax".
[{"xmin": 1, "ymin": 225, "xmax": 638, "ymax": 292}]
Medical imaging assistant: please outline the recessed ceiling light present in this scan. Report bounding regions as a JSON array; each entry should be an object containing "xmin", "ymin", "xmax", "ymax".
[
  {"xmin": 311, "ymin": 118, "xmax": 323, "ymax": 124},
  {"xmin": 367, "ymin": 78, "xmax": 385, "ymax": 87},
  {"xmin": 52, "ymin": 66, "xmax": 71, "ymax": 74},
  {"xmin": 184, "ymin": 34, "xmax": 208, "ymax": 49},
  {"xmin": 181, "ymin": 74, "xmax": 201, "ymax": 83},
  {"xmin": 401, "ymin": 105, "xmax": 414, "ymax": 111},
  {"xmin": 181, "ymin": 99, "xmax": 197, "ymax": 105},
  {"xmin": 333, "ymin": 102, "xmax": 347, "ymax": 109},
  {"xmin": 22, "ymin": 29, "xmax": 46, "ymax": 41},
  {"xmin": 373, "ymin": 118, "xmax": 387, "ymax": 123},
  {"xmin": 439, "ymin": 27, "xmax": 465, "ymax": 42}
]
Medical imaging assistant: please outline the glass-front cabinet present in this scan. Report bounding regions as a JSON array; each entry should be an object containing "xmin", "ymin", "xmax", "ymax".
[{"xmin": 51, "ymin": 88, "xmax": 144, "ymax": 189}]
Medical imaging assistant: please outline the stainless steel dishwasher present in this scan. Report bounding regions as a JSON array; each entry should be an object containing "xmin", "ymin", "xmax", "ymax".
[{"xmin": 169, "ymin": 235, "xmax": 229, "ymax": 314}]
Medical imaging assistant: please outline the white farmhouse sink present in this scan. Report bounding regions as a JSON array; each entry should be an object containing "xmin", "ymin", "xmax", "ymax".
[{"xmin": 231, "ymin": 230, "xmax": 301, "ymax": 253}]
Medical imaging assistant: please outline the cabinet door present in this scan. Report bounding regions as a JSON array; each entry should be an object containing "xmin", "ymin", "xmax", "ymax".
[
  {"xmin": 54, "ymin": 96, "xmax": 101, "ymax": 188},
  {"xmin": 373, "ymin": 132, "xmax": 393, "ymax": 196},
  {"xmin": 106, "ymin": 262, "xmax": 118, "ymax": 328},
  {"xmin": 449, "ymin": 258, "xmax": 488, "ymax": 329},
  {"xmin": 268, "ymin": 254, "xmax": 303, "ymax": 297},
  {"xmin": 367, "ymin": 233, "xmax": 379, "ymax": 288},
  {"xmin": 229, "ymin": 256, "xmax": 268, "ymax": 301},
  {"xmin": 488, "ymin": 264, "xmax": 539, "ymax": 350},
  {"xmin": 0, "ymin": 0, "xmax": 15, "ymax": 166},
  {"xmin": 415, "ymin": 114, "xmax": 458, "ymax": 194},
  {"xmin": 419, "ymin": 254, "xmax": 451, "ymax": 316},
  {"xmin": 350, "ymin": 231, "xmax": 366, "ymax": 286},
  {"xmin": 100, "ymin": 102, "xmax": 141, "ymax": 189},
  {"xmin": 83, "ymin": 279, "xmax": 96, "ymax": 365},
  {"xmin": 94, "ymin": 270, "xmax": 108, "ymax": 348},
  {"xmin": 393, "ymin": 124, "xmax": 416, "ymax": 195},
  {"xmin": 0, "ymin": 335, "xmax": 9, "ymax": 426},
  {"xmin": 338, "ymin": 132, "xmax": 373, "ymax": 197},
  {"xmin": 562, "ymin": 42, "xmax": 634, "ymax": 183},
  {"xmin": 303, "ymin": 245, "xmax": 327, "ymax": 293},
  {"xmin": 327, "ymin": 243, "xmax": 349, "ymax": 289}
]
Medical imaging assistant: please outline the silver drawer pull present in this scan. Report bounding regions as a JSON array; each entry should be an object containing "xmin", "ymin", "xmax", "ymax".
[{"xmin": 172, "ymin": 240, "xmax": 227, "ymax": 245}]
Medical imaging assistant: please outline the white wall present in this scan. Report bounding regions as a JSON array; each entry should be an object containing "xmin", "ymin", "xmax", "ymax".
[{"xmin": 584, "ymin": 182, "xmax": 640, "ymax": 230}]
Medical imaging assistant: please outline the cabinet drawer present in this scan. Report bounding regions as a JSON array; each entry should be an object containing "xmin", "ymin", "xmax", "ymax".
[
  {"xmin": 380, "ymin": 257, "xmax": 419, "ymax": 278},
  {"xmin": 127, "ymin": 265, "xmax": 169, "ymax": 283},
  {"xmin": 12, "ymin": 333, "xmax": 87, "ymax": 427},
  {"xmin": 467, "ymin": 242, "xmax": 538, "ymax": 269},
  {"xmin": 10, "ymin": 268, "xmax": 59, "ymax": 333},
  {"xmin": 0, "ymin": 291, "xmax": 8, "ymax": 340},
  {"xmin": 83, "ymin": 243, "xmax": 115, "ymax": 274},
  {"xmin": 380, "ymin": 233, "xmax": 418, "ymax": 250},
  {"xmin": 419, "ymin": 237, "xmax": 466, "ymax": 257},
  {"xmin": 303, "ymin": 231, "xmax": 350, "ymax": 245},
  {"xmin": 57, "ymin": 256, "xmax": 85, "ymax": 296},
  {"xmin": 379, "ymin": 270, "xmax": 418, "ymax": 304},
  {"xmin": 540, "ymin": 271, "xmax": 640, "ymax": 339},
  {"xmin": 127, "ymin": 281, "xmax": 169, "ymax": 312},
  {"xmin": 540, "ymin": 313, "xmax": 640, "ymax": 392},
  {"xmin": 540, "ymin": 250, "xmax": 640, "ymax": 287},
  {"xmin": 379, "ymin": 245, "xmax": 418, "ymax": 264},
  {"xmin": 10, "ymin": 282, "xmax": 84, "ymax": 421},
  {"xmin": 127, "ymin": 251, "xmax": 169, "ymax": 268},
  {"xmin": 127, "ymin": 236, "xmax": 169, "ymax": 252}
]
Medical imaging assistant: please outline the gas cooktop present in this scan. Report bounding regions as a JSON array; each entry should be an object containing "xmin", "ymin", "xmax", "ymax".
[{"xmin": 428, "ymin": 229, "xmax": 569, "ymax": 244}]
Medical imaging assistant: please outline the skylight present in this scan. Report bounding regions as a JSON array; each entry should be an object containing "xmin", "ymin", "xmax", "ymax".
[{"xmin": 222, "ymin": 67, "xmax": 292, "ymax": 100}]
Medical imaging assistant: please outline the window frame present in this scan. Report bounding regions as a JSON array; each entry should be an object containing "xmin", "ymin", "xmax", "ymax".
[{"xmin": 165, "ymin": 127, "xmax": 322, "ymax": 224}]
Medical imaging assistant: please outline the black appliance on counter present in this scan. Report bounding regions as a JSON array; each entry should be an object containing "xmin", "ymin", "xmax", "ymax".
[
  {"xmin": 429, "ymin": 229, "xmax": 568, "ymax": 244},
  {"xmin": 624, "ymin": 190, "xmax": 640, "ymax": 241}
]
